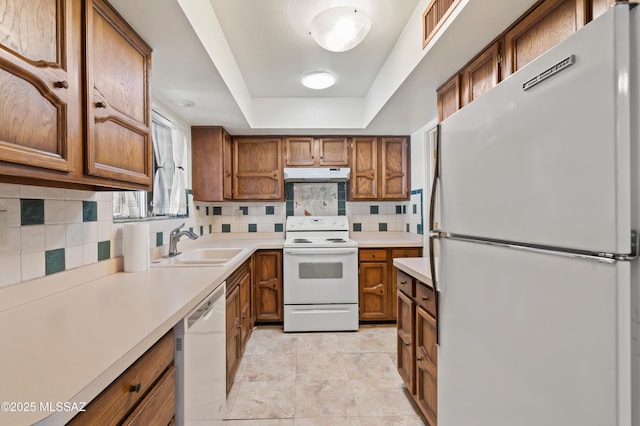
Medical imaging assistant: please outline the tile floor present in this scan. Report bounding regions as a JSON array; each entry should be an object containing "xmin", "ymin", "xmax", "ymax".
[{"xmin": 224, "ymin": 325, "xmax": 426, "ymax": 425}]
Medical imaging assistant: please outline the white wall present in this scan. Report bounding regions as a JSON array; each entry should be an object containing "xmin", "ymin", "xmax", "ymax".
[{"xmin": 410, "ymin": 118, "xmax": 437, "ymax": 251}]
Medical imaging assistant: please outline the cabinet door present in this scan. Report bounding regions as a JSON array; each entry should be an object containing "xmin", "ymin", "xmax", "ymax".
[
  {"xmin": 253, "ymin": 250, "xmax": 283, "ymax": 322},
  {"xmin": 239, "ymin": 270, "xmax": 252, "ymax": 351},
  {"xmin": 461, "ymin": 41, "xmax": 501, "ymax": 107},
  {"xmin": 416, "ymin": 306, "xmax": 437, "ymax": 425},
  {"xmin": 0, "ymin": 0, "xmax": 77, "ymax": 173},
  {"xmin": 226, "ymin": 286, "xmax": 241, "ymax": 393},
  {"xmin": 234, "ymin": 137, "xmax": 283, "ymax": 200},
  {"xmin": 85, "ymin": 0, "xmax": 152, "ymax": 187},
  {"xmin": 397, "ymin": 290, "xmax": 415, "ymax": 394},
  {"xmin": 359, "ymin": 261, "xmax": 389, "ymax": 320},
  {"xmin": 192, "ymin": 126, "xmax": 229, "ymax": 202},
  {"xmin": 504, "ymin": 0, "xmax": 585, "ymax": 77},
  {"xmin": 437, "ymin": 75, "xmax": 460, "ymax": 122},
  {"xmin": 223, "ymin": 130, "xmax": 233, "ymax": 200},
  {"xmin": 285, "ymin": 137, "xmax": 315, "ymax": 166},
  {"xmin": 380, "ymin": 137, "xmax": 409, "ymax": 200},
  {"xmin": 351, "ymin": 137, "xmax": 377, "ymax": 199},
  {"xmin": 318, "ymin": 137, "xmax": 349, "ymax": 166}
]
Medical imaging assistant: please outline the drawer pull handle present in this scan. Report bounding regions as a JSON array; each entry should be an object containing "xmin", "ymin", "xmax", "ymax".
[
  {"xmin": 422, "ymin": 295, "xmax": 431, "ymax": 301},
  {"xmin": 400, "ymin": 280, "xmax": 407, "ymax": 285},
  {"xmin": 95, "ymin": 101, "xmax": 107, "ymax": 108},
  {"xmin": 129, "ymin": 383, "xmax": 141, "ymax": 393},
  {"xmin": 53, "ymin": 81, "xmax": 69, "ymax": 89}
]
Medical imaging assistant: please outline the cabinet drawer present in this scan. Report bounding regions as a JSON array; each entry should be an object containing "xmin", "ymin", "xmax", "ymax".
[
  {"xmin": 123, "ymin": 365, "xmax": 176, "ymax": 425},
  {"xmin": 396, "ymin": 270, "xmax": 415, "ymax": 298},
  {"xmin": 391, "ymin": 248, "xmax": 421, "ymax": 259},
  {"xmin": 69, "ymin": 331, "xmax": 174, "ymax": 425},
  {"xmin": 416, "ymin": 282, "xmax": 436, "ymax": 317},
  {"xmin": 360, "ymin": 249, "xmax": 387, "ymax": 261}
]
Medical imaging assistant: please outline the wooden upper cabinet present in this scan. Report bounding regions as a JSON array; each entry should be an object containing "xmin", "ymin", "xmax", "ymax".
[
  {"xmin": 317, "ymin": 137, "xmax": 349, "ymax": 166},
  {"xmin": 504, "ymin": 0, "xmax": 586, "ymax": 77},
  {"xmin": 436, "ymin": 75, "xmax": 460, "ymax": 122},
  {"xmin": 285, "ymin": 137, "xmax": 348, "ymax": 167},
  {"xmin": 234, "ymin": 137, "xmax": 283, "ymax": 200},
  {"xmin": 85, "ymin": 0, "xmax": 153, "ymax": 187},
  {"xmin": 285, "ymin": 137, "xmax": 315, "ymax": 166},
  {"xmin": 460, "ymin": 41, "xmax": 501, "ymax": 107},
  {"xmin": 191, "ymin": 126, "xmax": 232, "ymax": 202},
  {"xmin": 351, "ymin": 137, "xmax": 378, "ymax": 199},
  {"xmin": 381, "ymin": 137, "xmax": 409, "ymax": 200},
  {"xmin": 0, "ymin": 0, "xmax": 77, "ymax": 174}
]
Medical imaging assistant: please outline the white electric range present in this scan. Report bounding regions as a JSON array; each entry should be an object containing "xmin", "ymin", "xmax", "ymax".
[{"xmin": 283, "ymin": 216, "xmax": 359, "ymax": 332}]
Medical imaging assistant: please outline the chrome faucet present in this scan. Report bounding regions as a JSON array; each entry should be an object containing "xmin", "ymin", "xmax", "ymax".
[{"xmin": 168, "ymin": 223, "xmax": 198, "ymax": 257}]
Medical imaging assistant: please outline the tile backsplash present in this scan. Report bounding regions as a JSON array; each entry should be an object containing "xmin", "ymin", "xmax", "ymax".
[{"xmin": 0, "ymin": 181, "xmax": 424, "ymax": 288}]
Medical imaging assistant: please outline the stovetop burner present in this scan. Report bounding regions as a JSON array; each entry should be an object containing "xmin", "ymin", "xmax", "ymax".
[
  {"xmin": 293, "ymin": 238, "xmax": 312, "ymax": 243},
  {"xmin": 326, "ymin": 238, "xmax": 347, "ymax": 243}
]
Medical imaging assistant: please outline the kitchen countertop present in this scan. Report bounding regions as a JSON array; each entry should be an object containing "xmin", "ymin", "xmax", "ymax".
[
  {"xmin": 351, "ymin": 232, "xmax": 423, "ymax": 248},
  {"xmin": 0, "ymin": 231, "xmax": 423, "ymax": 425},
  {"xmin": 393, "ymin": 257, "xmax": 434, "ymax": 288}
]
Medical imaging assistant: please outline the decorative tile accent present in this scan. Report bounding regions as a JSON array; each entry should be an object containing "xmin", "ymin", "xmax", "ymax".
[
  {"xmin": 396, "ymin": 205, "xmax": 402, "ymax": 214},
  {"xmin": 209, "ymin": 225, "xmax": 212, "ymax": 234},
  {"xmin": 206, "ymin": 206, "xmax": 210, "ymax": 216},
  {"xmin": 222, "ymin": 224, "xmax": 231, "ymax": 233},
  {"xmin": 378, "ymin": 223, "xmax": 388, "ymax": 232},
  {"xmin": 294, "ymin": 183, "xmax": 337, "ymax": 216},
  {"xmin": 240, "ymin": 206, "xmax": 248, "ymax": 215},
  {"xmin": 274, "ymin": 223, "xmax": 283, "ymax": 232},
  {"xmin": 248, "ymin": 223, "xmax": 257, "ymax": 233},
  {"xmin": 353, "ymin": 223, "xmax": 362, "ymax": 232},
  {"xmin": 406, "ymin": 223, "xmax": 410, "ymax": 232},
  {"xmin": 286, "ymin": 200, "xmax": 294, "ymax": 217},
  {"xmin": 97, "ymin": 240, "xmax": 110, "ymax": 261},
  {"xmin": 412, "ymin": 204, "xmax": 417, "ymax": 214},
  {"xmin": 189, "ymin": 226, "xmax": 194, "ymax": 233},
  {"xmin": 199, "ymin": 225, "xmax": 204, "ymax": 236},
  {"xmin": 156, "ymin": 232, "xmax": 163, "ymax": 247},
  {"xmin": 45, "ymin": 248, "xmax": 65, "ymax": 275},
  {"xmin": 417, "ymin": 224, "xmax": 424, "ymax": 235},
  {"xmin": 21, "ymin": 199, "xmax": 45, "ymax": 225},
  {"xmin": 82, "ymin": 200, "xmax": 98, "ymax": 222},
  {"xmin": 265, "ymin": 206, "xmax": 275, "ymax": 215},
  {"xmin": 285, "ymin": 182, "xmax": 294, "ymax": 200},
  {"xmin": 213, "ymin": 207, "xmax": 222, "ymax": 215},
  {"xmin": 402, "ymin": 205, "xmax": 407, "ymax": 214},
  {"xmin": 370, "ymin": 205, "xmax": 379, "ymax": 215}
]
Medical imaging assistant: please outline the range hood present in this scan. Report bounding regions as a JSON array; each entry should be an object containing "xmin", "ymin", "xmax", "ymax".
[{"xmin": 283, "ymin": 167, "xmax": 350, "ymax": 182}]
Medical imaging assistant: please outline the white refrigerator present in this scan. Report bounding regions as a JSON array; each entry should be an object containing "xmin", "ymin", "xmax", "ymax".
[{"xmin": 433, "ymin": 4, "xmax": 639, "ymax": 426}]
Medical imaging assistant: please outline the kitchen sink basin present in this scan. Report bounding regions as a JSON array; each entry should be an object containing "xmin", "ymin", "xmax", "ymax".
[{"xmin": 151, "ymin": 247, "xmax": 249, "ymax": 268}]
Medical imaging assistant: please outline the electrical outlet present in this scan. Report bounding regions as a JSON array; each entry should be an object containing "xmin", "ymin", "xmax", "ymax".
[{"xmin": 0, "ymin": 210, "xmax": 7, "ymax": 247}]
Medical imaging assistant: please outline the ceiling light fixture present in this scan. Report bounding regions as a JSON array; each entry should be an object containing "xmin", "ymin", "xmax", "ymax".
[
  {"xmin": 310, "ymin": 7, "xmax": 372, "ymax": 52},
  {"xmin": 302, "ymin": 72, "xmax": 336, "ymax": 90},
  {"xmin": 170, "ymin": 98, "xmax": 196, "ymax": 108}
]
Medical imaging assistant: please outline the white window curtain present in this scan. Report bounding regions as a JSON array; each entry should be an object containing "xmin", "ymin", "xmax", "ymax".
[
  {"xmin": 169, "ymin": 126, "xmax": 188, "ymax": 216},
  {"xmin": 112, "ymin": 192, "xmax": 142, "ymax": 218},
  {"xmin": 152, "ymin": 120, "xmax": 174, "ymax": 215}
]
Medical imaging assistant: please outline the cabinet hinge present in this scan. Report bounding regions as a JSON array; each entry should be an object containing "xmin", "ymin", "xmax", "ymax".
[{"xmin": 497, "ymin": 52, "xmax": 502, "ymax": 65}]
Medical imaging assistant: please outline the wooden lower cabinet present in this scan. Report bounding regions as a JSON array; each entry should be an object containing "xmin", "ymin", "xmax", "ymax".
[
  {"xmin": 359, "ymin": 248, "xmax": 422, "ymax": 321},
  {"xmin": 397, "ymin": 271, "xmax": 437, "ymax": 425},
  {"xmin": 226, "ymin": 259, "xmax": 252, "ymax": 393},
  {"xmin": 68, "ymin": 331, "xmax": 175, "ymax": 425},
  {"xmin": 253, "ymin": 250, "xmax": 283, "ymax": 323}
]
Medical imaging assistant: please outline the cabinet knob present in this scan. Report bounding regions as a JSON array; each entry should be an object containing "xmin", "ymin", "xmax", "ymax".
[
  {"xmin": 95, "ymin": 101, "xmax": 107, "ymax": 108},
  {"xmin": 422, "ymin": 295, "xmax": 431, "ymax": 301},
  {"xmin": 53, "ymin": 81, "xmax": 69, "ymax": 89},
  {"xmin": 129, "ymin": 383, "xmax": 141, "ymax": 393}
]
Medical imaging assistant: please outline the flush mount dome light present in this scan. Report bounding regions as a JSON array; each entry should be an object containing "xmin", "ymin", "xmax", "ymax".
[
  {"xmin": 170, "ymin": 98, "xmax": 196, "ymax": 108},
  {"xmin": 302, "ymin": 72, "xmax": 336, "ymax": 89},
  {"xmin": 310, "ymin": 7, "xmax": 371, "ymax": 52}
]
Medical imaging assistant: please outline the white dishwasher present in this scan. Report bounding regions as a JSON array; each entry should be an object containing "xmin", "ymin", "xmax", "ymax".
[{"xmin": 174, "ymin": 282, "xmax": 226, "ymax": 425}]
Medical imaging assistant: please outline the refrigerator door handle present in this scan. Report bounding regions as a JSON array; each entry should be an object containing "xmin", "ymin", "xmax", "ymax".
[
  {"xmin": 614, "ymin": 230, "xmax": 639, "ymax": 261},
  {"xmin": 428, "ymin": 124, "xmax": 441, "ymax": 344}
]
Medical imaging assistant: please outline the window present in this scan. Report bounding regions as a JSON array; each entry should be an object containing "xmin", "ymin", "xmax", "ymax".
[{"xmin": 113, "ymin": 111, "xmax": 189, "ymax": 221}]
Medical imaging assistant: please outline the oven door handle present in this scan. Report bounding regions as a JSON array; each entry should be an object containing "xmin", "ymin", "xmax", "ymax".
[{"xmin": 283, "ymin": 248, "xmax": 358, "ymax": 255}]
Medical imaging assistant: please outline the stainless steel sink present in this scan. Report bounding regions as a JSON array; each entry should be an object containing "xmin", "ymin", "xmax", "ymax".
[{"xmin": 151, "ymin": 247, "xmax": 249, "ymax": 268}]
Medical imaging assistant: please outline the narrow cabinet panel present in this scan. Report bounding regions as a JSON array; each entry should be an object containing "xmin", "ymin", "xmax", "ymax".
[
  {"xmin": 380, "ymin": 137, "xmax": 409, "ymax": 200},
  {"xmin": 460, "ymin": 41, "xmax": 501, "ymax": 107},
  {"xmin": 253, "ymin": 250, "xmax": 283, "ymax": 322},
  {"xmin": 192, "ymin": 126, "xmax": 232, "ymax": 202},
  {"xmin": 351, "ymin": 137, "xmax": 378, "ymax": 199},
  {"xmin": 85, "ymin": 0, "xmax": 152, "ymax": 187}
]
